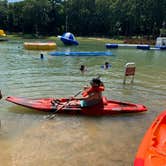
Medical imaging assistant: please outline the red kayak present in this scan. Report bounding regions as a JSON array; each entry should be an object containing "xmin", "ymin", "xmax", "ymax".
[
  {"xmin": 134, "ymin": 110, "xmax": 166, "ymax": 166},
  {"xmin": 6, "ymin": 96, "xmax": 147, "ymax": 116}
]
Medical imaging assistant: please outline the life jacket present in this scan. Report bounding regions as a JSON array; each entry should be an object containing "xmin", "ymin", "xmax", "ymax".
[{"xmin": 82, "ymin": 86, "xmax": 104, "ymax": 97}]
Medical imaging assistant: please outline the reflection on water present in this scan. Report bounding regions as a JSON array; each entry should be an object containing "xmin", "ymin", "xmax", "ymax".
[{"xmin": 0, "ymin": 39, "xmax": 166, "ymax": 165}]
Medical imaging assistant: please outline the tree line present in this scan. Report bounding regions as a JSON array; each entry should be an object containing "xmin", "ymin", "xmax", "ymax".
[{"xmin": 0, "ymin": 0, "xmax": 165, "ymax": 38}]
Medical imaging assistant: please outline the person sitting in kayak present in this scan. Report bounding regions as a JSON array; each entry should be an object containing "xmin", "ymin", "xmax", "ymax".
[{"xmin": 72, "ymin": 78, "xmax": 105, "ymax": 107}]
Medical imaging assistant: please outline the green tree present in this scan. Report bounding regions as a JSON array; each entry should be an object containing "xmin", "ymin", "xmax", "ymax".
[
  {"xmin": 48, "ymin": 0, "xmax": 64, "ymax": 35},
  {"xmin": 22, "ymin": 0, "xmax": 51, "ymax": 34},
  {"xmin": 0, "ymin": 0, "xmax": 8, "ymax": 29},
  {"xmin": 1, "ymin": 0, "xmax": 165, "ymax": 37}
]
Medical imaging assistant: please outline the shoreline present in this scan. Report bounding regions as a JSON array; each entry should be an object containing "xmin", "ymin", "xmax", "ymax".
[{"xmin": 5, "ymin": 33, "xmax": 156, "ymax": 45}]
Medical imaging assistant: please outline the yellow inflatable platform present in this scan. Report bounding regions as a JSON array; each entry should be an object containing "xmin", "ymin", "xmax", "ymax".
[
  {"xmin": 0, "ymin": 29, "xmax": 6, "ymax": 36},
  {"xmin": 24, "ymin": 42, "xmax": 57, "ymax": 50}
]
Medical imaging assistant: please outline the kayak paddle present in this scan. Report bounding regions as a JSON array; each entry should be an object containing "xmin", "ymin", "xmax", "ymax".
[{"xmin": 46, "ymin": 90, "xmax": 82, "ymax": 119}]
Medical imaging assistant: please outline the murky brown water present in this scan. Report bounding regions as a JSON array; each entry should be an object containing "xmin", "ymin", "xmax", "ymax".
[{"xmin": 0, "ymin": 38, "xmax": 166, "ymax": 166}]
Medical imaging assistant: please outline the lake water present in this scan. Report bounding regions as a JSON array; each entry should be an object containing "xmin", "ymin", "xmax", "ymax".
[{"xmin": 0, "ymin": 38, "xmax": 166, "ymax": 166}]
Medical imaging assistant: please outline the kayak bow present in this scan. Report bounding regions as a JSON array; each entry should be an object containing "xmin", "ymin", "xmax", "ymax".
[{"xmin": 134, "ymin": 110, "xmax": 166, "ymax": 166}]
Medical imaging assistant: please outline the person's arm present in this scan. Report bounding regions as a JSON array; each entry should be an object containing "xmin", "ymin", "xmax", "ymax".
[{"xmin": 72, "ymin": 95, "xmax": 89, "ymax": 101}]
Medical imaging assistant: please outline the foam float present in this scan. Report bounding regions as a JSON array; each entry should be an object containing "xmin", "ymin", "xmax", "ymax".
[
  {"xmin": 49, "ymin": 51, "xmax": 112, "ymax": 56},
  {"xmin": 24, "ymin": 42, "xmax": 57, "ymax": 50}
]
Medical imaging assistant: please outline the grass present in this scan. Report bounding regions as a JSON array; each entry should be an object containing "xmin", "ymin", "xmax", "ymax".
[{"xmin": 76, "ymin": 36, "xmax": 124, "ymax": 44}]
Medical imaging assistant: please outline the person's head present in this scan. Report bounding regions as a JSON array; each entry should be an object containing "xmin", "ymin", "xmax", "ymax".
[
  {"xmin": 80, "ymin": 65, "xmax": 86, "ymax": 72},
  {"xmin": 0, "ymin": 90, "xmax": 2, "ymax": 100},
  {"xmin": 40, "ymin": 53, "xmax": 44, "ymax": 59},
  {"xmin": 90, "ymin": 78, "xmax": 103, "ymax": 87},
  {"xmin": 105, "ymin": 62, "xmax": 109, "ymax": 68},
  {"xmin": 80, "ymin": 65, "xmax": 84, "ymax": 70}
]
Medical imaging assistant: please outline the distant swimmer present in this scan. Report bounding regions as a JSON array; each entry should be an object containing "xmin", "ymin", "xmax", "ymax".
[
  {"xmin": 40, "ymin": 53, "xmax": 44, "ymax": 59},
  {"xmin": 101, "ymin": 62, "xmax": 111, "ymax": 69},
  {"xmin": 0, "ymin": 90, "xmax": 2, "ymax": 100},
  {"xmin": 80, "ymin": 65, "xmax": 87, "ymax": 73}
]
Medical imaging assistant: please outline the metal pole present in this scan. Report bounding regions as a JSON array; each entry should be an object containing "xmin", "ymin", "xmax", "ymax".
[{"xmin": 65, "ymin": 15, "xmax": 68, "ymax": 32}]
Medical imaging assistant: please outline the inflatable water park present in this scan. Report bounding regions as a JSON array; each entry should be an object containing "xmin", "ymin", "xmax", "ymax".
[
  {"xmin": 58, "ymin": 32, "xmax": 79, "ymax": 45},
  {"xmin": 106, "ymin": 37, "xmax": 166, "ymax": 50}
]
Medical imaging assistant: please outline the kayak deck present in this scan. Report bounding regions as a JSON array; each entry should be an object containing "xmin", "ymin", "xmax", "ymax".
[
  {"xmin": 134, "ymin": 110, "xmax": 166, "ymax": 166},
  {"xmin": 6, "ymin": 96, "xmax": 147, "ymax": 116}
]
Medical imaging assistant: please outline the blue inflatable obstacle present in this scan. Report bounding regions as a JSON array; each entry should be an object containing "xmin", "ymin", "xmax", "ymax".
[
  {"xmin": 49, "ymin": 51, "xmax": 113, "ymax": 56},
  {"xmin": 58, "ymin": 32, "xmax": 79, "ymax": 45},
  {"xmin": 106, "ymin": 43, "xmax": 150, "ymax": 50},
  {"xmin": 136, "ymin": 45, "xmax": 150, "ymax": 50},
  {"xmin": 106, "ymin": 44, "xmax": 118, "ymax": 49},
  {"xmin": 159, "ymin": 46, "xmax": 166, "ymax": 50}
]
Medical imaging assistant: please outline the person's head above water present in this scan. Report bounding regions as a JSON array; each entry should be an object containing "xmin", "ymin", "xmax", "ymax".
[
  {"xmin": 0, "ymin": 90, "xmax": 2, "ymax": 100},
  {"xmin": 105, "ymin": 62, "xmax": 109, "ymax": 68},
  {"xmin": 80, "ymin": 65, "xmax": 85, "ymax": 71},
  {"xmin": 40, "ymin": 53, "xmax": 44, "ymax": 59},
  {"xmin": 80, "ymin": 65, "xmax": 87, "ymax": 73}
]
